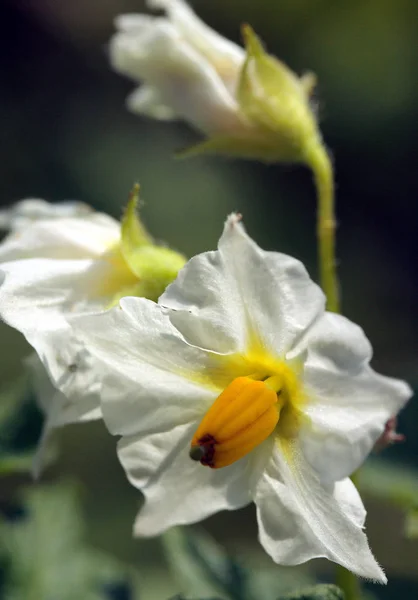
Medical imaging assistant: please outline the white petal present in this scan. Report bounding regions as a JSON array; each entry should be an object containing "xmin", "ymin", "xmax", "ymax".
[
  {"xmin": 0, "ymin": 258, "xmax": 95, "ymax": 336},
  {"xmin": 0, "ymin": 213, "xmax": 119, "ymax": 263},
  {"xmin": 0, "ymin": 246, "xmax": 133, "ymax": 319},
  {"xmin": 25, "ymin": 344, "xmax": 101, "ymax": 479},
  {"xmin": 118, "ymin": 421, "xmax": 251, "ymax": 536},
  {"xmin": 126, "ymin": 85, "xmax": 178, "ymax": 120},
  {"xmin": 25, "ymin": 343, "xmax": 101, "ymax": 428},
  {"xmin": 25, "ymin": 352, "xmax": 62, "ymax": 415},
  {"xmin": 147, "ymin": 0, "xmax": 244, "ymax": 89},
  {"xmin": 255, "ymin": 441, "xmax": 385, "ymax": 581},
  {"xmin": 71, "ymin": 297, "xmax": 218, "ymax": 437},
  {"xmin": 110, "ymin": 18, "xmax": 241, "ymax": 135},
  {"xmin": 299, "ymin": 312, "xmax": 412, "ymax": 483},
  {"xmin": 0, "ymin": 198, "xmax": 92, "ymax": 232},
  {"xmin": 160, "ymin": 214, "xmax": 325, "ymax": 355},
  {"xmin": 0, "ymin": 259, "xmax": 103, "ymax": 422}
]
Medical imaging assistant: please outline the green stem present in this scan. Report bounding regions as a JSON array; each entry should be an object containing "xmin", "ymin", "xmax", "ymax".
[
  {"xmin": 305, "ymin": 141, "xmax": 361, "ymax": 599},
  {"xmin": 335, "ymin": 563, "xmax": 362, "ymax": 600},
  {"xmin": 305, "ymin": 142, "xmax": 340, "ymax": 313}
]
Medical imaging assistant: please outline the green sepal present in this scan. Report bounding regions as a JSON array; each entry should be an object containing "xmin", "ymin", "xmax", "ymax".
[
  {"xmin": 109, "ymin": 245, "xmax": 186, "ymax": 305},
  {"xmin": 119, "ymin": 185, "xmax": 186, "ymax": 301},
  {"xmin": 120, "ymin": 184, "xmax": 153, "ymax": 267},
  {"xmin": 237, "ymin": 24, "xmax": 319, "ymax": 162},
  {"xmin": 175, "ymin": 133, "xmax": 300, "ymax": 163},
  {"xmin": 177, "ymin": 26, "xmax": 321, "ymax": 164}
]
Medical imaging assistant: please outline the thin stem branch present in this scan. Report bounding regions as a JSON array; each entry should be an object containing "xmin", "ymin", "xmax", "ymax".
[{"xmin": 306, "ymin": 143, "xmax": 340, "ymax": 313}]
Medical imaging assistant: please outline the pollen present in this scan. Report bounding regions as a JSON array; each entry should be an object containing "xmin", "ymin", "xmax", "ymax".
[{"xmin": 189, "ymin": 376, "xmax": 284, "ymax": 469}]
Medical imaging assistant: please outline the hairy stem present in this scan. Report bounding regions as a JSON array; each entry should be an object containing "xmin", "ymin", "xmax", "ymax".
[{"xmin": 306, "ymin": 143, "xmax": 340, "ymax": 313}]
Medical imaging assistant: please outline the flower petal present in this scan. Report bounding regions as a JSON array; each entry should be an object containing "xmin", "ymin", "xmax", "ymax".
[
  {"xmin": 160, "ymin": 214, "xmax": 325, "ymax": 355},
  {"xmin": 127, "ymin": 85, "xmax": 178, "ymax": 120},
  {"xmin": 71, "ymin": 297, "xmax": 218, "ymax": 437},
  {"xmin": 0, "ymin": 198, "xmax": 92, "ymax": 232},
  {"xmin": 0, "ymin": 259, "xmax": 103, "ymax": 426},
  {"xmin": 299, "ymin": 312, "xmax": 412, "ymax": 483},
  {"xmin": 26, "ymin": 352, "xmax": 101, "ymax": 479},
  {"xmin": 25, "ymin": 345, "xmax": 101, "ymax": 428},
  {"xmin": 110, "ymin": 17, "xmax": 241, "ymax": 135},
  {"xmin": 255, "ymin": 440, "xmax": 385, "ymax": 581},
  {"xmin": 0, "ymin": 258, "xmax": 95, "ymax": 337},
  {"xmin": 0, "ymin": 213, "xmax": 119, "ymax": 262},
  {"xmin": 147, "ymin": 0, "xmax": 244, "ymax": 89},
  {"xmin": 118, "ymin": 421, "xmax": 251, "ymax": 536}
]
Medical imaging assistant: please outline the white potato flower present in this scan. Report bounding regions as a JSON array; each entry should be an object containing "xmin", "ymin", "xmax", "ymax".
[
  {"xmin": 110, "ymin": 0, "xmax": 319, "ymax": 162},
  {"xmin": 72, "ymin": 214, "xmax": 411, "ymax": 580},
  {"xmin": 0, "ymin": 195, "xmax": 185, "ymax": 475}
]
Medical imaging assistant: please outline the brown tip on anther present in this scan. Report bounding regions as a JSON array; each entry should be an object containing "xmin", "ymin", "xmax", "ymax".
[{"xmin": 189, "ymin": 445, "xmax": 206, "ymax": 462}]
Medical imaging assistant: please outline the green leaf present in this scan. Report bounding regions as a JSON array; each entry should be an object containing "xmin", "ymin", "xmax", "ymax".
[{"xmin": 0, "ymin": 482, "xmax": 140, "ymax": 600}]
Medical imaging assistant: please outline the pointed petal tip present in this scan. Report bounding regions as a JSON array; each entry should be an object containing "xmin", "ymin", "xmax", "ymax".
[
  {"xmin": 368, "ymin": 563, "xmax": 387, "ymax": 585},
  {"xmin": 354, "ymin": 553, "xmax": 387, "ymax": 585},
  {"xmin": 225, "ymin": 212, "xmax": 243, "ymax": 227},
  {"xmin": 222, "ymin": 212, "xmax": 247, "ymax": 243}
]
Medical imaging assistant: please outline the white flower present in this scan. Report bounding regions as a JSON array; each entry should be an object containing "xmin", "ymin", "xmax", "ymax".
[
  {"xmin": 110, "ymin": 0, "xmax": 245, "ymax": 135},
  {"xmin": 72, "ymin": 214, "xmax": 411, "ymax": 580},
  {"xmin": 110, "ymin": 0, "xmax": 320, "ymax": 162},
  {"xmin": 0, "ymin": 197, "xmax": 185, "ymax": 474}
]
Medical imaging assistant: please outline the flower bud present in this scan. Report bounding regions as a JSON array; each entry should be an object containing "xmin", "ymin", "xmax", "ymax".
[{"xmin": 111, "ymin": 0, "xmax": 323, "ymax": 164}]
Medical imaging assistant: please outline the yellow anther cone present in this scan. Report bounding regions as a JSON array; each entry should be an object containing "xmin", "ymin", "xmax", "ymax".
[{"xmin": 190, "ymin": 376, "xmax": 282, "ymax": 468}]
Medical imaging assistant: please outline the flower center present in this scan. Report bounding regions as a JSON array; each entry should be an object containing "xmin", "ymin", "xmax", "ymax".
[{"xmin": 189, "ymin": 375, "xmax": 284, "ymax": 469}]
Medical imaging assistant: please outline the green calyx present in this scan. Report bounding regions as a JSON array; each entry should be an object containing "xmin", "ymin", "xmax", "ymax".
[
  {"xmin": 236, "ymin": 24, "xmax": 320, "ymax": 162},
  {"xmin": 178, "ymin": 25, "xmax": 322, "ymax": 164},
  {"xmin": 116, "ymin": 185, "xmax": 186, "ymax": 304}
]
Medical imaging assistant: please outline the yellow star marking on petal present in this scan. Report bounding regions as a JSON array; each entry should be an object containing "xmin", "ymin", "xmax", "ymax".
[{"xmin": 187, "ymin": 330, "xmax": 310, "ymax": 469}]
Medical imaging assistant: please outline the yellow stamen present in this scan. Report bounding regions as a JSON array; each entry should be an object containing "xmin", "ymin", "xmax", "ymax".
[{"xmin": 190, "ymin": 376, "xmax": 284, "ymax": 469}]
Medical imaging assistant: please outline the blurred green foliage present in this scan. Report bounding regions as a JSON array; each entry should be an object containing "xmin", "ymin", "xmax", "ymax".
[{"xmin": 0, "ymin": 483, "xmax": 140, "ymax": 600}]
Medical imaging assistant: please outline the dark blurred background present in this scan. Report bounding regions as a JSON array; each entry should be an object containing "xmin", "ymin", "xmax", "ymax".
[{"xmin": 0, "ymin": 0, "xmax": 417, "ymax": 598}]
